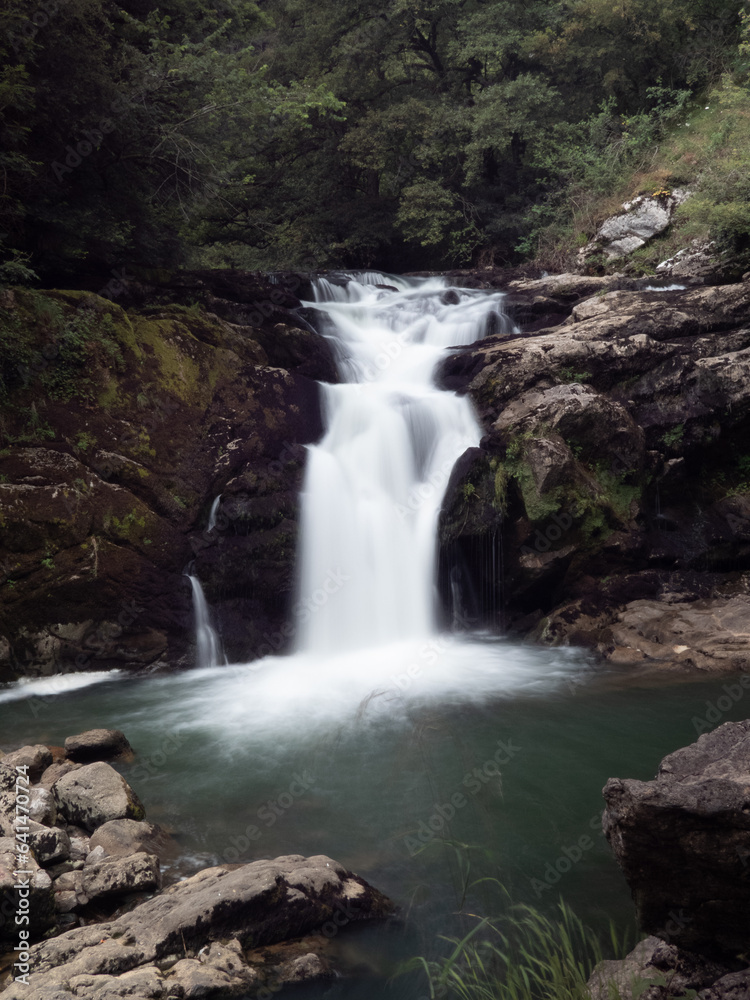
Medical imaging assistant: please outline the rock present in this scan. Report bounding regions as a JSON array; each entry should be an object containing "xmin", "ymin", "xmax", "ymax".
[
  {"xmin": 27, "ymin": 820, "xmax": 71, "ymax": 865},
  {"xmin": 64, "ymin": 729, "xmax": 133, "ymax": 763},
  {"xmin": 90, "ymin": 819, "xmax": 168, "ymax": 860},
  {"xmin": 602, "ymin": 720, "xmax": 750, "ymax": 960},
  {"xmin": 579, "ymin": 190, "xmax": 691, "ymax": 263},
  {"xmin": 75, "ymin": 851, "xmax": 161, "ymax": 905},
  {"xmin": 0, "ymin": 836, "xmax": 55, "ymax": 941},
  {"xmin": 2, "ymin": 744, "xmax": 53, "ymax": 782},
  {"xmin": 28, "ymin": 787, "xmax": 57, "ymax": 826},
  {"xmin": 588, "ymin": 936, "xmax": 733, "ymax": 1000},
  {"xmin": 0, "ymin": 854, "xmax": 394, "ymax": 998},
  {"xmin": 66, "ymin": 825, "xmax": 91, "ymax": 862},
  {"xmin": 657, "ymin": 239, "xmax": 721, "ymax": 282},
  {"xmin": 53, "ymin": 762, "xmax": 145, "ymax": 831},
  {"xmin": 38, "ymin": 760, "xmax": 83, "ymax": 790}
]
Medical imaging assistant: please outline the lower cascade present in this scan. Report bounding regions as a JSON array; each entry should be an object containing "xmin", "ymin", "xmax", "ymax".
[{"xmin": 297, "ymin": 272, "xmax": 512, "ymax": 654}]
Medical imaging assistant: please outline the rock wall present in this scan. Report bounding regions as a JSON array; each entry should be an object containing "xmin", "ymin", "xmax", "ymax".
[
  {"xmin": 0, "ymin": 272, "xmax": 332, "ymax": 679},
  {"xmin": 437, "ymin": 271, "xmax": 750, "ymax": 673}
]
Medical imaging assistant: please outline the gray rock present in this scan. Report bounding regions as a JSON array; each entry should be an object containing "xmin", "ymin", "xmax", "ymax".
[
  {"xmin": 64, "ymin": 729, "xmax": 133, "ymax": 764},
  {"xmin": 27, "ymin": 820, "xmax": 71, "ymax": 865},
  {"xmin": 579, "ymin": 190, "xmax": 691, "ymax": 262},
  {"xmin": 3, "ymin": 745, "xmax": 53, "ymax": 782},
  {"xmin": 1, "ymin": 854, "xmax": 393, "ymax": 998},
  {"xmin": 81, "ymin": 852, "xmax": 160, "ymax": 902},
  {"xmin": 53, "ymin": 762, "xmax": 145, "ymax": 831},
  {"xmin": 603, "ymin": 720, "xmax": 750, "ymax": 959},
  {"xmin": 38, "ymin": 761, "xmax": 82, "ymax": 791},
  {"xmin": 53, "ymin": 852, "xmax": 161, "ymax": 909},
  {"xmin": 29, "ymin": 787, "xmax": 57, "ymax": 826},
  {"xmin": 90, "ymin": 819, "xmax": 167, "ymax": 860}
]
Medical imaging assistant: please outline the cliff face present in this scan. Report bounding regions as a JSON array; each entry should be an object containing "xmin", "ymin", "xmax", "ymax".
[
  {"xmin": 0, "ymin": 272, "xmax": 332, "ymax": 680},
  {"xmin": 438, "ymin": 272, "xmax": 750, "ymax": 673}
]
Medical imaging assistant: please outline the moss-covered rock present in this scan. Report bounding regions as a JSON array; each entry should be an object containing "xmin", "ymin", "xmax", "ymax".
[{"xmin": 0, "ymin": 276, "xmax": 328, "ymax": 680}]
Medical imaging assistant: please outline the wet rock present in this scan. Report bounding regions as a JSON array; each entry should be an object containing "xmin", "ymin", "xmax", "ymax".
[
  {"xmin": 3, "ymin": 744, "xmax": 53, "ymax": 782},
  {"xmin": 1, "ymin": 854, "xmax": 394, "ymax": 998},
  {"xmin": 53, "ymin": 762, "xmax": 145, "ymax": 831},
  {"xmin": 64, "ymin": 729, "xmax": 133, "ymax": 764},
  {"xmin": 602, "ymin": 720, "xmax": 750, "ymax": 960}
]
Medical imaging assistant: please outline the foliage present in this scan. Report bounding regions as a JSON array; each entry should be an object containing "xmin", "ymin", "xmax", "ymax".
[
  {"xmin": 0, "ymin": 0, "xmax": 746, "ymax": 273},
  {"xmin": 403, "ymin": 887, "xmax": 633, "ymax": 1000}
]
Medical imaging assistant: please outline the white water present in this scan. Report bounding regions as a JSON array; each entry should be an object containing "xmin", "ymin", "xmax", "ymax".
[
  {"xmin": 207, "ymin": 495, "xmax": 221, "ymax": 532},
  {"xmin": 297, "ymin": 273, "xmax": 512, "ymax": 654},
  {"xmin": 0, "ymin": 273, "xmax": 593, "ymax": 726},
  {"xmin": 187, "ymin": 575, "xmax": 222, "ymax": 669}
]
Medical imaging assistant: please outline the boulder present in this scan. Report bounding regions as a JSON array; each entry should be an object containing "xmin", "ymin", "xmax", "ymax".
[
  {"xmin": 64, "ymin": 729, "xmax": 133, "ymax": 763},
  {"xmin": 579, "ymin": 190, "xmax": 691, "ymax": 263},
  {"xmin": 1, "ymin": 854, "xmax": 394, "ymax": 998},
  {"xmin": 602, "ymin": 720, "xmax": 750, "ymax": 960},
  {"xmin": 53, "ymin": 762, "xmax": 145, "ymax": 831},
  {"xmin": 38, "ymin": 760, "xmax": 82, "ymax": 790},
  {"xmin": 89, "ymin": 819, "xmax": 167, "ymax": 860},
  {"xmin": 54, "ymin": 852, "xmax": 161, "ymax": 908},
  {"xmin": 2, "ymin": 745, "xmax": 53, "ymax": 782},
  {"xmin": 28, "ymin": 787, "xmax": 57, "ymax": 826}
]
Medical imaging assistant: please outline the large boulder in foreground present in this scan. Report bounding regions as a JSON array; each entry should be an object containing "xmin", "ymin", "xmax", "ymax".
[
  {"xmin": 2, "ymin": 854, "xmax": 394, "ymax": 999},
  {"xmin": 602, "ymin": 720, "xmax": 750, "ymax": 960},
  {"xmin": 53, "ymin": 762, "xmax": 145, "ymax": 831}
]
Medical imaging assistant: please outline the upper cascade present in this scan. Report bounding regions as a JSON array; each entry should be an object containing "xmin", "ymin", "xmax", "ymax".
[{"xmin": 295, "ymin": 273, "xmax": 514, "ymax": 655}]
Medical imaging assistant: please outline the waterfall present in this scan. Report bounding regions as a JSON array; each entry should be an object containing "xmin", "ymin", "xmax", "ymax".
[
  {"xmin": 187, "ymin": 575, "xmax": 222, "ymax": 668},
  {"xmin": 296, "ymin": 273, "xmax": 514, "ymax": 655},
  {"xmin": 207, "ymin": 495, "xmax": 221, "ymax": 532}
]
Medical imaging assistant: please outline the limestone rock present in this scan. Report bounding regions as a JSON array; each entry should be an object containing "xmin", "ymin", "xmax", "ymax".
[
  {"xmin": 579, "ymin": 190, "xmax": 691, "ymax": 263},
  {"xmin": 54, "ymin": 762, "xmax": 145, "ymax": 831},
  {"xmin": 0, "ymin": 854, "xmax": 394, "ymax": 999}
]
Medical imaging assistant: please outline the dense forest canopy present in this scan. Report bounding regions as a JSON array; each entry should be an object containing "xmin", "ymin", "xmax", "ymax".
[{"xmin": 0, "ymin": 0, "xmax": 747, "ymax": 279}]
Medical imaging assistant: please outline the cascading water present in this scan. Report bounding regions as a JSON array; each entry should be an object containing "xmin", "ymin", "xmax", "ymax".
[
  {"xmin": 187, "ymin": 575, "xmax": 222, "ymax": 669},
  {"xmin": 297, "ymin": 273, "xmax": 512, "ymax": 654}
]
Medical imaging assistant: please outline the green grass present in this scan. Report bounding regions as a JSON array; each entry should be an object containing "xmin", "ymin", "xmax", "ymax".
[{"xmin": 403, "ymin": 888, "xmax": 634, "ymax": 1000}]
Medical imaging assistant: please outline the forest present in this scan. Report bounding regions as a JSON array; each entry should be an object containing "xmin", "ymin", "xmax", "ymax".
[{"xmin": 1, "ymin": 0, "xmax": 749, "ymax": 282}]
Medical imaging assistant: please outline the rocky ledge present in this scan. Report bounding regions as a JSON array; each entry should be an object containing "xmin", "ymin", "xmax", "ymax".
[
  {"xmin": 0, "ymin": 729, "xmax": 394, "ymax": 998},
  {"xmin": 589, "ymin": 721, "xmax": 750, "ymax": 999},
  {"xmin": 437, "ymin": 273, "xmax": 750, "ymax": 674}
]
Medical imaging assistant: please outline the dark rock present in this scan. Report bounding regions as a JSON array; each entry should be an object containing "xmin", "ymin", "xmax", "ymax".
[
  {"xmin": 64, "ymin": 729, "xmax": 133, "ymax": 763},
  {"xmin": 39, "ymin": 761, "xmax": 83, "ymax": 791},
  {"xmin": 603, "ymin": 720, "xmax": 750, "ymax": 960},
  {"xmin": 53, "ymin": 762, "xmax": 145, "ymax": 831}
]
